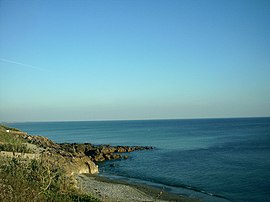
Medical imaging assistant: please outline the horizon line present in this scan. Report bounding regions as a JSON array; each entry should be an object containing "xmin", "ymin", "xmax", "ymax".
[{"xmin": 2, "ymin": 116, "xmax": 270, "ymax": 124}]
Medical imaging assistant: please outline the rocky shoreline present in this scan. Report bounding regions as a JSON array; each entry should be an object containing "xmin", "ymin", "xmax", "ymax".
[
  {"xmin": 3, "ymin": 128, "xmax": 199, "ymax": 202},
  {"xmin": 14, "ymin": 130, "xmax": 153, "ymax": 176}
]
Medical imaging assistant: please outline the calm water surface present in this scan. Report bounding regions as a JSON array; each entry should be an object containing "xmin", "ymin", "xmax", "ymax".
[{"xmin": 8, "ymin": 118, "xmax": 270, "ymax": 202}]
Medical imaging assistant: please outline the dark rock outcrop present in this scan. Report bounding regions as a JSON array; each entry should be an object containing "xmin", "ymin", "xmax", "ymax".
[
  {"xmin": 17, "ymin": 132, "xmax": 153, "ymax": 175},
  {"xmin": 59, "ymin": 143, "xmax": 153, "ymax": 163}
]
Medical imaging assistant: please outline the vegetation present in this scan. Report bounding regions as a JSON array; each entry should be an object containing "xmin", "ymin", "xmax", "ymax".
[
  {"xmin": 0, "ymin": 157, "xmax": 99, "ymax": 202},
  {"xmin": 0, "ymin": 124, "xmax": 100, "ymax": 202},
  {"xmin": 0, "ymin": 125, "xmax": 23, "ymax": 144},
  {"xmin": 0, "ymin": 124, "xmax": 20, "ymax": 131},
  {"xmin": 0, "ymin": 124, "xmax": 32, "ymax": 153},
  {"xmin": 0, "ymin": 142, "xmax": 31, "ymax": 153}
]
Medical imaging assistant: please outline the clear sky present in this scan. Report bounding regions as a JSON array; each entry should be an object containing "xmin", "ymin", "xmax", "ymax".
[{"xmin": 0, "ymin": 0, "xmax": 270, "ymax": 122}]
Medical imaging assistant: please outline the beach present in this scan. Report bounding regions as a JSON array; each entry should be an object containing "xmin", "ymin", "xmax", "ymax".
[
  {"xmin": 77, "ymin": 174, "xmax": 199, "ymax": 202},
  {"xmin": 6, "ymin": 118, "xmax": 270, "ymax": 201},
  {"xmin": 0, "ymin": 124, "xmax": 200, "ymax": 202},
  {"xmin": 2, "ymin": 0, "xmax": 270, "ymax": 201}
]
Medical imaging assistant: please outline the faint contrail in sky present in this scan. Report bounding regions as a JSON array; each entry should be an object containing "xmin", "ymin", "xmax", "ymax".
[{"xmin": 0, "ymin": 57, "xmax": 45, "ymax": 71}]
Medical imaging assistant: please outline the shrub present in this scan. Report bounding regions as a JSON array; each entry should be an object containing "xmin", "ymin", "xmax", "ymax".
[
  {"xmin": 0, "ymin": 124, "xmax": 20, "ymax": 132},
  {"xmin": 0, "ymin": 157, "xmax": 99, "ymax": 202},
  {"xmin": 0, "ymin": 143, "xmax": 32, "ymax": 153}
]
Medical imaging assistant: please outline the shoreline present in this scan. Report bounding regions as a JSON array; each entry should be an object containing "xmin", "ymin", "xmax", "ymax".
[
  {"xmin": 77, "ymin": 173, "xmax": 199, "ymax": 202},
  {"xmin": 0, "ymin": 125, "xmax": 200, "ymax": 201},
  {"xmin": 1, "ymin": 124, "xmax": 232, "ymax": 202},
  {"xmin": 1, "ymin": 124, "xmax": 230, "ymax": 202},
  {"xmin": 93, "ymin": 172, "xmax": 231, "ymax": 202}
]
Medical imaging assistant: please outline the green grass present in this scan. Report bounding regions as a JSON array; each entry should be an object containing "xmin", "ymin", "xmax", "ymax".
[
  {"xmin": 0, "ymin": 125, "xmax": 24, "ymax": 144},
  {"xmin": 0, "ymin": 125, "xmax": 32, "ymax": 153},
  {"xmin": 0, "ymin": 143, "xmax": 32, "ymax": 153},
  {"xmin": 0, "ymin": 124, "xmax": 20, "ymax": 131},
  {"xmin": 0, "ymin": 124, "xmax": 100, "ymax": 202},
  {"xmin": 0, "ymin": 156, "xmax": 100, "ymax": 202}
]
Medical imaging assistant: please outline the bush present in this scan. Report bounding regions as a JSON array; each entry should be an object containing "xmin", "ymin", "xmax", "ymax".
[
  {"xmin": 0, "ymin": 157, "xmax": 99, "ymax": 202},
  {"xmin": 0, "ymin": 143, "xmax": 32, "ymax": 153},
  {"xmin": 0, "ymin": 124, "xmax": 20, "ymax": 132},
  {"xmin": 0, "ymin": 127, "xmax": 25, "ymax": 145}
]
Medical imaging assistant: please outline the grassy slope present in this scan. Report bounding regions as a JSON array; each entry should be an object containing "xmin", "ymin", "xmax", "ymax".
[
  {"xmin": 0, "ymin": 125, "xmax": 99, "ymax": 202},
  {"xmin": 0, "ymin": 125, "xmax": 22, "ymax": 143},
  {"xmin": 0, "ymin": 125, "xmax": 32, "ymax": 153}
]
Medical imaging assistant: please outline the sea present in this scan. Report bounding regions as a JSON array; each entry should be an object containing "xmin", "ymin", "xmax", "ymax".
[{"xmin": 7, "ymin": 117, "xmax": 270, "ymax": 202}]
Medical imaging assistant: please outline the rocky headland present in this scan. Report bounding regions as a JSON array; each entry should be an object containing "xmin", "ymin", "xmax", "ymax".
[
  {"xmin": 8, "ymin": 129, "xmax": 153, "ymax": 176},
  {"xmin": 0, "ymin": 125, "xmax": 198, "ymax": 202}
]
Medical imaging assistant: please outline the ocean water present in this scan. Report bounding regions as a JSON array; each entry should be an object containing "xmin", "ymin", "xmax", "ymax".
[{"xmin": 8, "ymin": 118, "xmax": 270, "ymax": 202}]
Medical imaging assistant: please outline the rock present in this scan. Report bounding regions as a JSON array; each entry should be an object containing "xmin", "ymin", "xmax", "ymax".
[
  {"xmin": 85, "ymin": 149, "xmax": 97, "ymax": 157},
  {"xmin": 104, "ymin": 154, "xmax": 112, "ymax": 160},
  {"xmin": 94, "ymin": 154, "xmax": 105, "ymax": 162},
  {"xmin": 101, "ymin": 147, "xmax": 116, "ymax": 154},
  {"xmin": 116, "ymin": 147, "xmax": 127, "ymax": 153},
  {"xmin": 111, "ymin": 154, "xmax": 122, "ymax": 160},
  {"xmin": 127, "ymin": 147, "xmax": 135, "ymax": 152},
  {"xmin": 20, "ymin": 131, "xmax": 153, "ymax": 175},
  {"xmin": 85, "ymin": 158, "xmax": 99, "ymax": 174}
]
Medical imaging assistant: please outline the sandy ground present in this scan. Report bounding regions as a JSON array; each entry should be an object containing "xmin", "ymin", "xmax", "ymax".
[{"xmin": 77, "ymin": 174, "xmax": 199, "ymax": 202}]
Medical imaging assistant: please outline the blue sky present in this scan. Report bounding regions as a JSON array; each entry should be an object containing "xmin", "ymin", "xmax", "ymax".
[{"xmin": 0, "ymin": 0, "xmax": 270, "ymax": 122}]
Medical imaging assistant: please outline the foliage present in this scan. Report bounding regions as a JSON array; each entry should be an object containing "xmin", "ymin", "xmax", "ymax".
[
  {"xmin": 0, "ymin": 125, "xmax": 24, "ymax": 144},
  {"xmin": 0, "ymin": 142, "xmax": 32, "ymax": 153},
  {"xmin": 0, "ymin": 124, "xmax": 99, "ymax": 201},
  {"xmin": 0, "ymin": 157, "xmax": 100, "ymax": 202},
  {"xmin": 0, "ymin": 124, "xmax": 20, "ymax": 131},
  {"xmin": 0, "ymin": 125, "xmax": 33, "ymax": 153}
]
